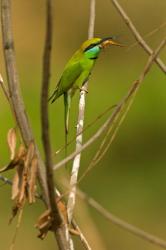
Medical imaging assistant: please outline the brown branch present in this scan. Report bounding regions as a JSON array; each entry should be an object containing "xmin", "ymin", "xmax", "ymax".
[
  {"xmin": 1, "ymin": 174, "xmax": 166, "ymax": 250},
  {"xmin": 72, "ymin": 220, "xmax": 92, "ymax": 250},
  {"xmin": 127, "ymin": 21, "xmax": 166, "ymax": 51},
  {"xmin": 110, "ymin": 0, "xmax": 166, "ymax": 74},
  {"xmin": 77, "ymin": 189, "xmax": 166, "ymax": 249},
  {"xmin": 78, "ymin": 37, "xmax": 166, "ymax": 183},
  {"xmin": 41, "ymin": 0, "xmax": 72, "ymax": 249},
  {"xmin": 53, "ymin": 37, "xmax": 166, "ymax": 172},
  {"xmin": 54, "ymin": 104, "xmax": 116, "ymax": 156},
  {"xmin": 0, "ymin": 174, "xmax": 91, "ymax": 250},
  {"xmin": 67, "ymin": 0, "xmax": 96, "ymax": 224},
  {"xmin": 1, "ymin": 0, "xmax": 49, "ymax": 204}
]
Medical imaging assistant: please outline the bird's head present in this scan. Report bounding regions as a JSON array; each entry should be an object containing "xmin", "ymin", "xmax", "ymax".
[{"xmin": 81, "ymin": 37, "xmax": 124, "ymax": 59}]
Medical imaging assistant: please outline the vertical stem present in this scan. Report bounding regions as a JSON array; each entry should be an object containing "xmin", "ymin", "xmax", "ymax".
[
  {"xmin": 67, "ymin": 0, "xmax": 96, "ymax": 224},
  {"xmin": 41, "ymin": 1, "xmax": 73, "ymax": 249},
  {"xmin": 1, "ymin": 0, "xmax": 49, "ymax": 206}
]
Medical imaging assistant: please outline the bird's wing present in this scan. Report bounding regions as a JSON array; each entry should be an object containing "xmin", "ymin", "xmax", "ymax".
[
  {"xmin": 60, "ymin": 61, "xmax": 83, "ymax": 90},
  {"xmin": 51, "ymin": 60, "xmax": 82, "ymax": 100}
]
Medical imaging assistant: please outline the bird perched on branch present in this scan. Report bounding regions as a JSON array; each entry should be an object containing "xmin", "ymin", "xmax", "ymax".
[{"xmin": 49, "ymin": 37, "xmax": 123, "ymax": 149}]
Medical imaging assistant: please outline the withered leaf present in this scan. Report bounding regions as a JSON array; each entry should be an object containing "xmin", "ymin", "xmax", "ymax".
[
  {"xmin": 11, "ymin": 164, "xmax": 24, "ymax": 200},
  {"xmin": 7, "ymin": 128, "xmax": 17, "ymax": 160},
  {"xmin": 35, "ymin": 209, "xmax": 52, "ymax": 239},
  {"xmin": 56, "ymin": 198, "xmax": 68, "ymax": 224},
  {"xmin": 9, "ymin": 200, "xmax": 25, "ymax": 224},
  {"xmin": 28, "ymin": 155, "xmax": 38, "ymax": 204},
  {"xmin": 0, "ymin": 144, "xmax": 26, "ymax": 173},
  {"xmin": 18, "ymin": 142, "xmax": 35, "ymax": 204},
  {"xmin": 24, "ymin": 142, "xmax": 35, "ymax": 170}
]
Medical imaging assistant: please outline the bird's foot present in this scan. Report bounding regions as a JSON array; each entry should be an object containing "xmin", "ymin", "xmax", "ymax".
[{"xmin": 79, "ymin": 87, "xmax": 88, "ymax": 93}]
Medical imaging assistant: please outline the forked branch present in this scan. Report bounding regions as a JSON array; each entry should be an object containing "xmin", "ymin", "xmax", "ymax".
[
  {"xmin": 110, "ymin": 0, "xmax": 166, "ymax": 73},
  {"xmin": 54, "ymin": 37, "xmax": 165, "ymax": 171}
]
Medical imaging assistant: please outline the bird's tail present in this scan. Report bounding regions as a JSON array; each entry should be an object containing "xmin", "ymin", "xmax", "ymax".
[
  {"xmin": 64, "ymin": 92, "xmax": 71, "ymax": 170},
  {"xmin": 48, "ymin": 88, "xmax": 58, "ymax": 103}
]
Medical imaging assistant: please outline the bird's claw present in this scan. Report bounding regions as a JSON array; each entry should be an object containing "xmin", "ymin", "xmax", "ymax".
[{"xmin": 79, "ymin": 87, "xmax": 88, "ymax": 93}]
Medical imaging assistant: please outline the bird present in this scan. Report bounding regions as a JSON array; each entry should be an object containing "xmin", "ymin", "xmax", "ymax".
[{"xmin": 49, "ymin": 37, "xmax": 123, "ymax": 154}]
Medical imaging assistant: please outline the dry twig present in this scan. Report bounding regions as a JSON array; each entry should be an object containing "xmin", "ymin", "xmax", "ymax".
[
  {"xmin": 41, "ymin": 0, "xmax": 73, "ymax": 249},
  {"xmin": 110, "ymin": 0, "xmax": 166, "ymax": 73},
  {"xmin": 1, "ymin": 0, "xmax": 49, "ymax": 206},
  {"xmin": 77, "ymin": 188, "xmax": 166, "ymax": 249},
  {"xmin": 53, "ymin": 37, "xmax": 166, "ymax": 172},
  {"xmin": 54, "ymin": 104, "xmax": 116, "ymax": 156},
  {"xmin": 67, "ymin": 0, "xmax": 96, "ymax": 224},
  {"xmin": 127, "ymin": 21, "xmax": 166, "ymax": 51},
  {"xmin": 78, "ymin": 37, "xmax": 166, "ymax": 183}
]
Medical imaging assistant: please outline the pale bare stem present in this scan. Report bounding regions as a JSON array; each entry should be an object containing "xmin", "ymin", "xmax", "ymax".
[
  {"xmin": 41, "ymin": 1, "xmax": 73, "ymax": 249},
  {"xmin": 1, "ymin": 0, "xmax": 49, "ymax": 206},
  {"xmin": 110, "ymin": 0, "xmax": 166, "ymax": 74},
  {"xmin": 127, "ymin": 21, "xmax": 166, "ymax": 51},
  {"xmin": 77, "ymin": 188, "xmax": 166, "ymax": 250},
  {"xmin": 67, "ymin": 0, "xmax": 96, "ymax": 224},
  {"xmin": 78, "ymin": 38, "xmax": 166, "ymax": 183},
  {"xmin": 53, "ymin": 38, "xmax": 166, "ymax": 172},
  {"xmin": 0, "ymin": 175, "xmax": 88, "ymax": 250},
  {"xmin": 72, "ymin": 220, "xmax": 92, "ymax": 250}
]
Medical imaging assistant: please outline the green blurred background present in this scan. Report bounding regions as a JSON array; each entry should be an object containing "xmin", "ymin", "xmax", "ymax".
[{"xmin": 0, "ymin": 0, "xmax": 166, "ymax": 249}]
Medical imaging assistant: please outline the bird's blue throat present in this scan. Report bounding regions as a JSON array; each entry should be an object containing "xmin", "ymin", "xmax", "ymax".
[{"xmin": 84, "ymin": 45, "xmax": 101, "ymax": 60}]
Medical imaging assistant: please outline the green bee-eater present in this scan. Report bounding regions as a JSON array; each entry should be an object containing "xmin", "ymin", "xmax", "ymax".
[{"xmin": 49, "ymin": 37, "xmax": 123, "ymax": 145}]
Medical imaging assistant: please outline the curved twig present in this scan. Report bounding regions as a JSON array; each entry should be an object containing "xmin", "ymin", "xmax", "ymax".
[
  {"xmin": 53, "ymin": 38, "xmax": 166, "ymax": 172},
  {"xmin": 77, "ymin": 188, "xmax": 166, "ymax": 250},
  {"xmin": 110, "ymin": 0, "xmax": 166, "ymax": 74}
]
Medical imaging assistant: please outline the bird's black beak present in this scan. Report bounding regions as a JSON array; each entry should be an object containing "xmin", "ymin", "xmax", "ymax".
[{"xmin": 100, "ymin": 37, "xmax": 125, "ymax": 48}]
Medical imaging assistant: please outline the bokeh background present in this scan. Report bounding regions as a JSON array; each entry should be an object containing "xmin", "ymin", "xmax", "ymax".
[{"xmin": 0, "ymin": 0, "xmax": 166, "ymax": 249}]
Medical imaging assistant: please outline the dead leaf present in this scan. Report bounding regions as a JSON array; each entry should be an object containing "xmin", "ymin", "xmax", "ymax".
[
  {"xmin": 0, "ymin": 144, "xmax": 26, "ymax": 173},
  {"xmin": 9, "ymin": 200, "xmax": 25, "ymax": 224},
  {"xmin": 24, "ymin": 142, "xmax": 35, "ymax": 170},
  {"xmin": 56, "ymin": 198, "xmax": 68, "ymax": 224},
  {"xmin": 11, "ymin": 164, "xmax": 24, "ymax": 200},
  {"xmin": 18, "ymin": 142, "xmax": 35, "ymax": 204},
  {"xmin": 35, "ymin": 209, "xmax": 52, "ymax": 239},
  {"xmin": 28, "ymin": 155, "xmax": 38, "ymax": 204},
  {"xmin": 7, "ymin": 128, "xmax": 17, "ymax": 160}
]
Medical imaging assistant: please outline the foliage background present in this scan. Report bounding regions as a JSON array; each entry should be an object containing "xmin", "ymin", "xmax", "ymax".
[{"xmin": 0, "ymin": 0, "xmax": 166, "ymax": 249}]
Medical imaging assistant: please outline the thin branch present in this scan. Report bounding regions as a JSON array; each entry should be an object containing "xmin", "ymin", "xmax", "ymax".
[
  {"xmin": 78, "ymin": 37, "xmax": 166, "ymax": 183},
  {"xmin": 77, "ymin": 188, "xmax": 166, "ymax": 250},
  {"xmin": 0, "ymin": 174, "xmax": 90, "ymax": 250},
  {"xmin": 9, "ymin": 208, "xmax": 23, "ymax": 250},
  {"xmin": 67, "ymin": 0, "xmax": 96, "ymax": 224},
  {"xmin": 0, "ymin": 175, "xmax": 12, "ymax": 185},
  {"xmin": 110, "ymin": 0, "xmax": 166, "ymax": 74},
  {"xmin": 1, "ymin": 174, "xmax": 166, "ymax": 250},
  {"xmin": 53, "ymin": 37, "xmax": 166, "ymax": 172},
  {"xmin": 127, "ymin": 21, "xmax": 166, "ymax": 51},
  {"xmin": 1, "ymin": 0, "xmax": 49, "ymax": 206},
  {"xmin": 72, "ymin": 220, "xmax": 92, "ymax": 250},
  {"xmin": 41, "ymin": 0, "xmax": 72, "ymax": 249},
  {"xmin": 54, "ymin": 104, "xmax": 116, "ymax": 156}
]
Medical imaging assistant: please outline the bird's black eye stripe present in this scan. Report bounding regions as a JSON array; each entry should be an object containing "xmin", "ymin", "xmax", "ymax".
[{"xmin": 84, "ymin": 43, "xmax": 99, "ymax": 52}]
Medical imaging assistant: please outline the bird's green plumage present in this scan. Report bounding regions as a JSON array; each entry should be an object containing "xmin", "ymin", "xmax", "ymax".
[
  {"xmin": 49, "ymin": 38, "xmax": 102, "ymax": 103},
  {"xmin": 49, "ymin": 38, "xmax": 102, "ymax": 135},
  {"xmin": 49, "ymin": 37, "xmax": 122, "ymax": 163}
]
